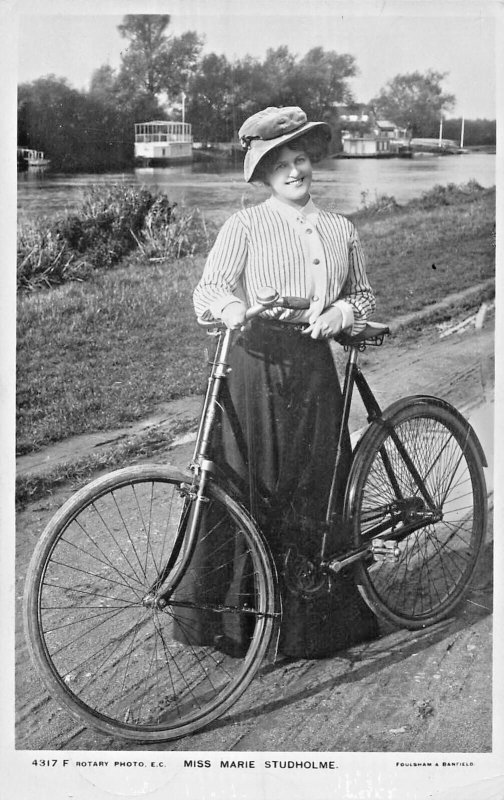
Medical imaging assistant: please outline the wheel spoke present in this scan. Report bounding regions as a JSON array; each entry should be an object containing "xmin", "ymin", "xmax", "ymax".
[
  {"xmin": 26, "ymin": 467, "xmax": 274, "ymax": 741},
  {"xmin": 353, "ymin": 406, "xmax": 486, "ymax": 627}
]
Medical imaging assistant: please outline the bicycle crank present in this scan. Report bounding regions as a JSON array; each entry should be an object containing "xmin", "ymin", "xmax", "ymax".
[{"xmin": 282, "ymin": 548, "xmax": 330, "ymax": 598}]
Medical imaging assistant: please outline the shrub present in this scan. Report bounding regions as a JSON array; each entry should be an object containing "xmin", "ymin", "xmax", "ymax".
[
  {"xmin": 52, "ymin": 185, "xmax": 167, "ymax": 269},
  {"xmin": 359, "ymin": 191, "xmax": 400, "ymax": 215},
  {"xmin": 412, "ymin": 180, "xmax": 486, "ymax": 210},
  {"xmin": 16, "ymin": 184, "xmax": 212, "ymax": 292},
  {"xmin": 17, "ymin": 223, "xmax": 91, "ymax": 291},
  {"xmin": 139, "ymin": 201, "xmax": 211, "ymax": 260}
]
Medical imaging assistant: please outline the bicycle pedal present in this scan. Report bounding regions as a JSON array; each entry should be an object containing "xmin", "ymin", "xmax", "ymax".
[{"xmin": 371, "ymin": 541, "xmax": 401, "ymax": 562}]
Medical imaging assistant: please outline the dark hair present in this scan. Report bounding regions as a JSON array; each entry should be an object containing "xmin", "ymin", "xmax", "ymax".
[{"xmin": 252, "ymin": 131, "xmax": 329, "ymax": 184}]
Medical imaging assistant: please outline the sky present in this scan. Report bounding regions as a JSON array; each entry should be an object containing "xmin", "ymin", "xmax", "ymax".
[{"xmin": 13, "ymin": 0, "xmax": 500, "ymax": 120}]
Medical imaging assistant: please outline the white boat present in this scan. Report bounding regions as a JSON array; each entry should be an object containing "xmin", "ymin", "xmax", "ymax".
[
  {"xmin": 134, "ymin": 121, "xmax": 193, "ymax": 166},
  {"xmin": 17, "ymin": 147, "xmax": 50, "ymax": 169},
  {"xmin": 28, "ymin": 151, "xmax": 50, "ymax": 167},
  {"xmin": 410, "ymin": 138, "xmax": 466, "ymax": 155}
]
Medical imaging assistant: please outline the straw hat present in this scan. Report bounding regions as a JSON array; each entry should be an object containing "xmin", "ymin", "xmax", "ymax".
[{"xmin": 239, "ymin": 106, "xmax": 331, "ymax": 182}]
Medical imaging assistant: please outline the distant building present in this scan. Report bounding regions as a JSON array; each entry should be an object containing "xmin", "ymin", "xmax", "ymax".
[
  {"xmin": 336, "ymin": 103, "xmax": 372, "ymax": 125},
  {"xmin": 336, "ymin": 105, "xmax": 411, "ymax": 157}
]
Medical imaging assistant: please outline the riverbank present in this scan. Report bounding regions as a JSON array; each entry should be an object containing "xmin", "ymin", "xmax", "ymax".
[
  {"xmin": 17, "ymin": 151, "xmax": 497, "ymax": 225},
  {"xmin": 16, "ymin": 183, "xmax": 495, "ymax": 468}
]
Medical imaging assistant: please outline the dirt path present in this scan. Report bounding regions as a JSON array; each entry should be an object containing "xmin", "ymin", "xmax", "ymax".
[{"xmin": 15, "ymin": 312, "xmax": 495, "ymax": 753}]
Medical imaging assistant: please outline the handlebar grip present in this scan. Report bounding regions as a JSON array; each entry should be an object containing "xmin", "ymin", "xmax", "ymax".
[
  {"xmin": 245, "ymin": 295, "xmax": 310, "ymax": 320},
  {"xmin": 279, "ymin": 296, "xmax": 310, "ymax": 309},
  {"xmin": 245, "ymin": 303, "xmax": 268, "ymax": 320},
  {"xmin": 254, "ymin": 286, "xmax": 309, "ymax": 310},
  {"xmin": 198, "ymin": 287, "xmax": 310, "ymax": 327},
  {"xmin": 197, "ymin": 317, "xmax": 224, "ymax": 328}
]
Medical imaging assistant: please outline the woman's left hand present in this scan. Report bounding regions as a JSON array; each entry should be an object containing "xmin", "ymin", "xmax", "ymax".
[{"xmin": 302, "ymin": 307, "xmax": 344, "ymax": 339}]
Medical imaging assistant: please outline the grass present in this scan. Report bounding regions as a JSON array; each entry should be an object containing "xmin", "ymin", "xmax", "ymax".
[
  {"xmin": 17, "ymin": 182, "xmax": 495, "ymax": 458},
  {"xmin": 17, "ymin": 254, "xmax": 205, "ymax": 454},
  {"xmin": 15, "ymin": 420, "xmax": 192, "ymax": 509},
  {"xmin": 352, "ymin": 182, "xmax": 495, "ymax": 319}
]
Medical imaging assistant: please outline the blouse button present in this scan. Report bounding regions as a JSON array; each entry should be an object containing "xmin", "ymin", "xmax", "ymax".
[
  {"xmin": 306, "ymin": 228, "xmax": 313, "ymax": 234},
  {"xmin": 312, "ymin": 295, "xmax": 319, "ymax": 302},
  {"xmin": 313, "ymin": 258, "xmax": 320, "ymax": 265}
]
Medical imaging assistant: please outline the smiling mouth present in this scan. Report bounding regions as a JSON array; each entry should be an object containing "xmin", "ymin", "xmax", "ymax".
[{"xmin": 286, "ymin": 178, "xmax": 304, "ymax": 186}]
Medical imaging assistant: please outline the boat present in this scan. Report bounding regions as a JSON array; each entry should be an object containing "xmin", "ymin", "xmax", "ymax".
[
  {"xmin": 28, "ymin": 151, "xmax": 51, "ymax": 167},
  {"xmin": 17, "ymin": 147, "xmax": 50, "ymax": 169},
  {"xmin": 338, "ymin": 118, "xmax": 412, "ymax": 159},
  {"xmin": 17, "ymin": 148, "xmax": 28, "ymax": 172},
  {"xmin": 134, "ymin": 121, "xmax": 193, "ymax": 166},
  {"xmin": 410, "ymin": 119, "xmax": 468, "ymax": 156},
  {"xmin": 409, "ymin": 138, "xmax": 466, "ymax": 155}
]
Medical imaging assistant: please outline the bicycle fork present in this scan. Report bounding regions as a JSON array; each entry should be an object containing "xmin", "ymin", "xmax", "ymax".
[{"xmin": 143, "ymin": 328, "xmax": 235, "ymax": 610}]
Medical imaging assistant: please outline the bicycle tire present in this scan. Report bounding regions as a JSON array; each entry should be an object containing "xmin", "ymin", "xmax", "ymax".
[
  {"xmin": 24, "ymin": 464, "xmax": 277, "ymax": 742},
  {"xmin": 346, "ymin": 397, "xmax": 487, "ymax": 629}
]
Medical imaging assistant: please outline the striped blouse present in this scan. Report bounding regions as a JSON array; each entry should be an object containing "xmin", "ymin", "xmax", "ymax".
[{"xmin": 193, "ymin": 195, "xmax": 375, "ymax": 333}]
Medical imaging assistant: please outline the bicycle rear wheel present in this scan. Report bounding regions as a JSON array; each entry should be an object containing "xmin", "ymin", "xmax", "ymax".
[
  {"xmin": 24, "ymin": 465, "xmax": 276, "ymax": 742},
  {"xmin": 347, "ymin": 398, "xmax": 487, "ymax": 629}
]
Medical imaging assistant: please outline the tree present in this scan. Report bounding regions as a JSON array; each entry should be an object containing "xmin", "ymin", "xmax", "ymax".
[
  {"xmin": 260, "ymin": 47, "xmax": 298, "ymax": 108},
  {"xmin": 187, "ymin": 45, "xmax": 357, "ymax": 145},
  {"xmin": 186, "ymin": 53, "xmax": 236, "ymax": 144},
  {"xmin": 18, "ymin": 73, "xmax": 157, "ymax": 171},
  {"xmin": 370, "ymin": 70, "xmax": 456, "ymax": 137},
  {"xmin": 117, "ymin": 14, "xmax": 203, "ymax": 103},
  {"xmin": 443, "ymin": 117, "xmax": 496, "ymax": 147},
  {"xmin": 235, "ymin": 46, "xmax": 357, "ymax": 124},
  {"xmin": 17, "ymin": 76, "xmax": 86, "ymax": 169},
  {"xmin": 88, "ymin": 65, "xmax": 118, "ymax": 101},
  {"xmin": 294, "ymin": 47, "xmax": 357, "ymax": 119},
  {"xmin": 89, "ymin": 63, "xmax": 162, "ymax": 119},
  {"xmin": 155, "ymin": 31, "xmax": 204, "ymax": 98},
  {"xmin": 118, "ymin": 15, "xmax": 171, "ymax": 95},
  {"xmin": 88, "ymin": 66, "xmax": 162, "ymax": 168}
]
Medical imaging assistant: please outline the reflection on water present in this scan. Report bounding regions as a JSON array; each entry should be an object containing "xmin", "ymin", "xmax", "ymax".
[{"xmin": 17, "ymin": 153, "xmax": 496, "ymax": 224}]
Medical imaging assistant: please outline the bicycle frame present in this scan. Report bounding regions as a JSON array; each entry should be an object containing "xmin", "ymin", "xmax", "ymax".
[
  {"xmin": 149, "ymin": 316, "xmax": 447, "ymax": 603},
  {"xmin": 321, "ymin": 330, "xmax": 446, "ymax": 572}
]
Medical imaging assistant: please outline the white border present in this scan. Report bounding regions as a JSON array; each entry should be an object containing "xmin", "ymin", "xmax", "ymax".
[{"xmin": 3, "ymin": 1, "xmax": 503, "ymax": 798}]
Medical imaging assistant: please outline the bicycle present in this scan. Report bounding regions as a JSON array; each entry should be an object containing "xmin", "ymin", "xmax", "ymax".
[{"xmin": 23, "ymin": 287, "xmax": 488, "ymax": 743}]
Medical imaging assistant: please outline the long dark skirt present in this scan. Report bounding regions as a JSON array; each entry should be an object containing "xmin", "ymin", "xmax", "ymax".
[{"xmin": 174, "ymin": 320, "xmax": 379, "ymax": 658}]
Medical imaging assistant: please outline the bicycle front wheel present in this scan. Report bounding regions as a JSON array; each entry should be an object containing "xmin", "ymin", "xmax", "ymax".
[
  {"xmin": 347, "ymin": 398, "xmax": 487, "ymax": 629},
  {"xmin": 24, "ymin": 465, "xmax": 277, "ymax": 742}
]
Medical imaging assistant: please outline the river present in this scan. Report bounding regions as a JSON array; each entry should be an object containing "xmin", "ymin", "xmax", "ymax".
[{"xmin": 17, "ymin": 152, "xmax": 496, "ymax": 225}]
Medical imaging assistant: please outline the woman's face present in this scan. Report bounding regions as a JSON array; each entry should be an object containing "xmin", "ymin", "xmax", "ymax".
[{"xmin": 265, "ymin": 144, "xmax": 313, "ymax": 207}]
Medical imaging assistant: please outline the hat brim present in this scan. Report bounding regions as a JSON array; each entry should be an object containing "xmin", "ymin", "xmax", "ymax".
[{"xmin": 243, "ymin": 121, "xmax": 331, "ymax": 183}]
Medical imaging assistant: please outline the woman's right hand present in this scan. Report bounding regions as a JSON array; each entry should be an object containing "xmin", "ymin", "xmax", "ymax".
[{"xmin": 221, "ymin": 300, "xmax": 247, "ymax": 329}]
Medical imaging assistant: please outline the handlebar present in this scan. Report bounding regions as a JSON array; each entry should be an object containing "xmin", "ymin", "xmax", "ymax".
[
  {"xmin": 244, "ymin": 286, "xmax": 310, "ymax": 320},
  {"xmin": 197, "ymin": 286, "xmax": 310, "ymax": 328},
  {"xmin": 197, "ymin": 286, "xmax": 390, "ymax": 344}
]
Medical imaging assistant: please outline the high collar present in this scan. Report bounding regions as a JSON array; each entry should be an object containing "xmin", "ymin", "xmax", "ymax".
[{"xmin": 266, "ymin": 195, "xmax": 319, "ymax": 222}]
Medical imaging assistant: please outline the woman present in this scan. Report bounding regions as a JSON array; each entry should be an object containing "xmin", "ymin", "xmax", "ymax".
[{"xmin": 190, "ymin": 106, "xmax": 379, "ymax": 658}]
